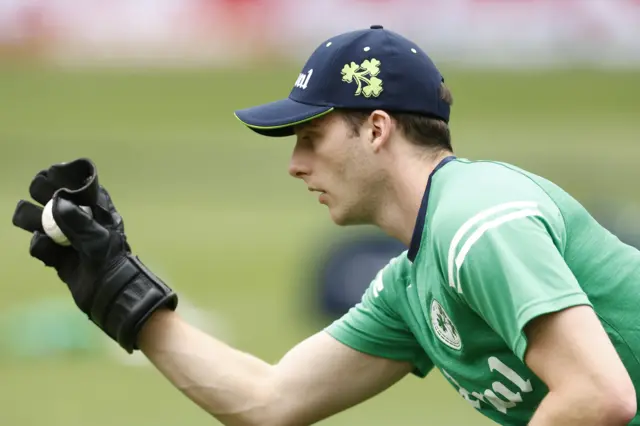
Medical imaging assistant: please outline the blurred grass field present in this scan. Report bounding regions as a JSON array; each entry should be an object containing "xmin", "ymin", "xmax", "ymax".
[{"xmin": 1, "ymin": 64, "xmax": 639, "ymax": 425}]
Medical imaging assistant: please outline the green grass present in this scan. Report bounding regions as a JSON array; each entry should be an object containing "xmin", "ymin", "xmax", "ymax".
[{"xmin": 0, "ymin": 65, "xmax": 638, "ymax": 425}]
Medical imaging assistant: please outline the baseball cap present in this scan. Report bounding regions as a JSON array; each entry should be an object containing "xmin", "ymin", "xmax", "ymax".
[{"xmin": 234, "ymin": 25, "xmax": 450, "ymax": 137}]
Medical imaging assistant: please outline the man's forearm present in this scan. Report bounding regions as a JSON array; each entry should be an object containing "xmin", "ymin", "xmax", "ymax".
[
  {"xmin": 528, "ymin": 388, "xmax": 635, "ymax": 426},
  {"xmin": 137, "ymin": 309, "xmax": 278, "ymax": 426}
]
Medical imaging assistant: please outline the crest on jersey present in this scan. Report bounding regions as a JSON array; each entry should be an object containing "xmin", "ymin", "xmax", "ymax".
[{"xmin": 430, "ymin": 299, "xmax": 462, "ymax": 350}]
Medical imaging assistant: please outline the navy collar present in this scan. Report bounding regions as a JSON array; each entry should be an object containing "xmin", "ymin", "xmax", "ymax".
[{"xmin": 407, "ymin": 155, "xmax": 456, "ymax": 262}]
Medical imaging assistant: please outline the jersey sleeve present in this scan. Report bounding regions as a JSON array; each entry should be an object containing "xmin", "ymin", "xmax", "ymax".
[
  {"xmin": 325, "ymin": 252, "xmax": 434, "ymax": 377},
  {"xmin": 444, "ymin": 199, "xmax": 592, "ymax": 361}
]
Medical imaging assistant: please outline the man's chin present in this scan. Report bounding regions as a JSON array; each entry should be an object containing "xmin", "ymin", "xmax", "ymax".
[
  {"xmin": 328, "ymin": 208, "xmax": 369, "ymax": 227},
  {"xmin": 327, "ymin": 207, "xmax": 347, "ymax": 226}
]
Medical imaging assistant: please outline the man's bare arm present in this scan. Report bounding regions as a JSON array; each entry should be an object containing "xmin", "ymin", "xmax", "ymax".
[
  {"xmin": 138, "ymin": 309, "xmax": 414, "ymax": 426},
  {"xmin": 525, "ymin": 305, "xmax": 637, "ymax": 425}
]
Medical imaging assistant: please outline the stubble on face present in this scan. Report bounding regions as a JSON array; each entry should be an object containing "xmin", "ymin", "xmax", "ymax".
[{"xmin": 318, "ymin": 115, "xmax": 390, "ymax": 227}]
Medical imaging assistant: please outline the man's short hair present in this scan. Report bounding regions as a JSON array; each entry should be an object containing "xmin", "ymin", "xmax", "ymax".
[{"xmin": 339, "ymin": 83, "xmax": 454, "ymax": 152}]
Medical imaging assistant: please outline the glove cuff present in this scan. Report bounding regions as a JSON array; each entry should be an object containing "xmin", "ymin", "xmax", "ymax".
[{"xmin": 91, "ymin": 254, "xmax": 178, "ymax": 352}]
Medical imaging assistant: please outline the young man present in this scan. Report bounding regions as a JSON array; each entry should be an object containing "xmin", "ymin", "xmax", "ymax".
[{"xmin": 11, "ymin": 25, "xmax": 640, "ymax": 425}]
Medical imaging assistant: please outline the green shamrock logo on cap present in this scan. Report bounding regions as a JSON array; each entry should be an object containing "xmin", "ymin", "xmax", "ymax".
[{"xmin": 341, "ymin": 58, "xmax": 383, "ymax": 98}]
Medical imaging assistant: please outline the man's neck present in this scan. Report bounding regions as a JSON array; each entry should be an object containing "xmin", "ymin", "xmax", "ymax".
[{"xmin": 374, "ymin": 151, "xmax": 453, "ymax": 247}]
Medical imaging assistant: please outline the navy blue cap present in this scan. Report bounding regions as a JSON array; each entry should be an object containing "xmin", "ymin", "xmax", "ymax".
[{"xmin": 234, "ymin": 25, "xmax": 450, "ymax": 137}]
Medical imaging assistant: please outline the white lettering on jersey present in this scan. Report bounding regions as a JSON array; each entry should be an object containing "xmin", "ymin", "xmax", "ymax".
[
  {"xmin": 294, "ymin": 69, "xmax": 313, "ymax": 90},
  {"xmin": 489, "ymin": 356, "xmax": 532, "ymax": 392},
  {"xmin": 446, "ymin": 201, "xmax": 543, "ymax": 294},
  {"xmin": 442, "ymin": 369, "xmax": 481, "ymax": 409},
  {"xmin": 483, "ymin": 385, "xmax": 518, "ymax": 414},
  {"xmin": 372, "ymin": 251, "xmax": 406, "ymax": 298},
  {"xmin": 442, "ymin": 357, "xmax": 533, "ymax": 415},
  {"xmin": 372, "ymin": 268, "xmax": 384, "ymax": 298}
]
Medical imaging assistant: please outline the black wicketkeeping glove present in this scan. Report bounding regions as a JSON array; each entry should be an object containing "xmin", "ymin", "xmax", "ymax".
[{"xmin": 11, "ymin": 158, "xmax": 178, "ymax": 353}]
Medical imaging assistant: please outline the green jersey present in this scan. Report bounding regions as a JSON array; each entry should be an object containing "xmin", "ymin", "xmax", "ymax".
[{"xmin": 325, "ymin": 157, "xmax": 640, "ymax": 425}]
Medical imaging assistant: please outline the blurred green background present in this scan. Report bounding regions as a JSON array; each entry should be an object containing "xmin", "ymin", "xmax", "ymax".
[{"xmin": 1, "ymin": 65, "xmax": 639, "ymax": 426}]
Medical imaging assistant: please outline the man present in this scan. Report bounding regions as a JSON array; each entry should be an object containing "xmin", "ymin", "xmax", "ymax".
[{"xmin": 11, "ymin": 25, "xmax": 640, "ymax": 425}]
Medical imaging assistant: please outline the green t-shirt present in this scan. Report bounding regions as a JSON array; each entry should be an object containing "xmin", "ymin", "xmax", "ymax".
[{"xmin": 326, "ymin": 157, "xmax": 640, "ymax": 425}]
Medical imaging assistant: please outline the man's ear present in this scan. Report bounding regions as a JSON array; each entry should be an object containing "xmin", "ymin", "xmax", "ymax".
[{"xmin": 368, "ymin": 110, "xmax": 393, "ymax": 153}]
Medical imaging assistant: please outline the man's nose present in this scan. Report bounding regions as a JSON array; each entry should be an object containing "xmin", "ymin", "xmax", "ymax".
[
  {"xmin": 288, "ymin": 159, "xmax": 310, "ymax": 179},
  {"xmin": 288, "ymin": 145, "xmax": 311, "ymax": 179}
]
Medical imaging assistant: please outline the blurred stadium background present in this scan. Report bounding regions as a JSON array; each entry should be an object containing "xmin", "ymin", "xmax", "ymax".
[{"xmin": 1, "ymin": 1, "xmax": 639, "ymax": 425}]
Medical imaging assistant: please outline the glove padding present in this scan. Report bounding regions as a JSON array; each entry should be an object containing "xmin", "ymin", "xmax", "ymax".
[{"xmin": 12, "ymin": 158, "xmax": 178, "ymax": 352}]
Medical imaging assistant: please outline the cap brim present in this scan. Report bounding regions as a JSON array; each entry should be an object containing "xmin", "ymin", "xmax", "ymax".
[{"xmin": 234, "ymin": 98, "xmax": 334, "ymax": 137}]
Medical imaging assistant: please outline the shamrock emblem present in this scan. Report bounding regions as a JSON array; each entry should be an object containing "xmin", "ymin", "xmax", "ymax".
[
  {"xmin": 341, "ymin": 62, "xmax": 360, "ymax": 83},
  {"xmin": 340, "ymin": 58, "xmax": 383, "ymax": 98},
  {"xmin": 360, "ymin": 59, "xmax": 381, "ymax": 76}
]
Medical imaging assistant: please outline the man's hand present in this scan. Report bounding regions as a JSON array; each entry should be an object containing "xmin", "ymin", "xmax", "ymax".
[
  {"xmin": 11, "ymin": 158, "xmax": 178, "ymax": 352},
  {"xmin": 525, "ymin": 305, "xmax": 637, "ymax": 425},
  {"xmin": 10, "ymin": 159, "xmax": 415, "ymax": 426}
]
